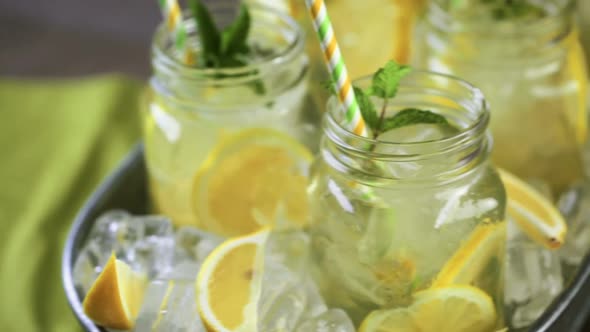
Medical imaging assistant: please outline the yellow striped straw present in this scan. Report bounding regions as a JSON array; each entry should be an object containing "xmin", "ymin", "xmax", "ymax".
[
  {"xmin": 158, "ymin": 0, "xmax": 194, "ymax": 64},
  {"xmin": 305, "ymin": 0, "xmax": 367, "ymax": 136}
]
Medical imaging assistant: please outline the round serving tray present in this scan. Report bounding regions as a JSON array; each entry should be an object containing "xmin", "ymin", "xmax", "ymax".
[{"xmin": 62, "ymin": 144, "xmax": 590, "ymax": 332}]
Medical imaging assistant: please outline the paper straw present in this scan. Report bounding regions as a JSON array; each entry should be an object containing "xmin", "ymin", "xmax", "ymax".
[
  {"xmin": 305, "ymin": 0, "xmax": 367, "ymax": 137},
  {"xmin": 158, "ymin": 0, "xmax": 194, "ymax": 64}
]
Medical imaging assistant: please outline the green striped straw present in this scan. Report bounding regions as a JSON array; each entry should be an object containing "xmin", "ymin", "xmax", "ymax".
[
  {"xmin": 157, "ymin": 0, "xmax": 194, "ymax": 64},
  {"xmin": 305, "ymin": 0, "xmax": 380, "ymax": 202},
  {"xmin": 304, "ymin": 0, "xmax": 367, "ymax": 137}
]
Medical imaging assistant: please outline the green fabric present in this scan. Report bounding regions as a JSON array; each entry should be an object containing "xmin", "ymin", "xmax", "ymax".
[{"xmin": 0, "ymin": 75, "xmax": 143, "ymax": 331}]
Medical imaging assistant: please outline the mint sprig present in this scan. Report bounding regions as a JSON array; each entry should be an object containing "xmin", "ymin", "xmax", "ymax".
[
  {"xmin": 189, "ymin": 0, "xmax": 221, "ymax": 67},
  {"xmin": 189, "ymin": 0, "xmax": 252, "ymax": 67},
  {"xmin": 325, "ymin": 61, "xmax": 450, "ymax": 143},
  {"xmin": 220, "ymin": 4, "xmax": 251, "ymax": 57},
  {"xmin": 366, "ymin": 61, "xmax": 412, "ymax": 99},
  {"xmin": 357, "ymin": 61, "xmax": 449, "ymax": 142},
  {"xmin": 354, "ymin": 86, "xmax": 379, "ymax": 130},
  {"xmin": 188, "ymin": 0, "xmax": 265, "ymax": 94},
  {"xmin": 450, "ymin": 0, "xmax": 544, "ymax": 20},
  {"xmin": 381, "ymin": 108, "xmax": 448, "ymax": 132}
]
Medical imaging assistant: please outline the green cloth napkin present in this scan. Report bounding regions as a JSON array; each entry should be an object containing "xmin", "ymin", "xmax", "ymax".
[{"xmin": 0, "ymin": 75, "xmax": 143, "ymax": 331}]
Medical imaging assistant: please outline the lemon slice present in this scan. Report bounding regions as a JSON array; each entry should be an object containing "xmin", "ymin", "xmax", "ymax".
[
  {"xmin": 432, "ymin": 221, "xmax": 506, "ymax": 288},
  {"xmin": 563, "ymin": 28, "xmax": 588, "ymax": 144},
  {"xmin": 192, "ymin": 128, "xmax": 312, "ymax": 237},
  {"xmin": 196, "ymin": 229, "xmax": 269, "ymax": 332},
  {"xmin": 82, "ymin": 254, "xmax": 147, "ymax": 330},
  {"xmin": 499, "ymin": 169, "xmax": 567, "ymax": 249},
  {"xmin": 359, "ymin": 285, "xmax": 497, "ymax": 332},
  {"xmin": 320, "ymin": 0, "xmax": 425, "ymax": 77}
]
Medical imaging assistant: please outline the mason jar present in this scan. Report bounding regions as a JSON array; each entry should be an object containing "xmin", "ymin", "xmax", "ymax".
[
  {"xmin": 413, "ymin": 0, "xmax": 588, "ymax": 197},
  {"xmin": 143, "ymin": 5, "xmax": 319, "ymax": 235},
  {"xmin": 308, "ymin": 71, "xmax": 506, "ymax": 327}
]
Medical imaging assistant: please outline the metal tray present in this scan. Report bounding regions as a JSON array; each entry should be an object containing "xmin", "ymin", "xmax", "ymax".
[{"xmin": 62, "ymin": 144, "xmax": 590, "ymax": 332}]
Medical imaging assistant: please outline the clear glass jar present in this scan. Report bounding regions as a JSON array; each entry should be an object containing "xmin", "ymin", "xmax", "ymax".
[
  {"xmin": 143, "ymin": 5, "xmax": 319, "ymax": 234},
  {"xmin": 308, "ymin": 71, "xmax": 507, "ymax": 327},
  {"xmin": 413, "ymin": 0, "xmax": 588, "ymax": 197}
]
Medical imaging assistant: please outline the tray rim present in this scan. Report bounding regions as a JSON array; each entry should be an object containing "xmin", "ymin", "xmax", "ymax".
[{"xmin": 62, "ymin": 144, "xmax": 144, "ymax": 332}]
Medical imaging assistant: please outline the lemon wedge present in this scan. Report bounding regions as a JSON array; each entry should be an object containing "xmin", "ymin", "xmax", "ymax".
[
  {"xmin": 196, "ymin": 229, "xmax": 269, "ymax": 332},
  {"xmin": 360, "ymin": 285, "xmax": 497, "ymax": 332},
  {"xmin": 432, "ymin": 221, "xmax": 506, "ymax": 288},
  {"xmin": 192, "ymin": 128, "xmax": 312, "ymax": 237},
  {"xmin": 82, "ymin": 254, "xmax": 147, "ymax": 330},
  {"xmin": 499, "ymin": 169, "xmax": 567, "ymax": 249}
]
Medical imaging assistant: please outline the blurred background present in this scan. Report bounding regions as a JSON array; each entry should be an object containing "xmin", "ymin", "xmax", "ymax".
[
  {"xmin": 0, "ymin": 1, "xmax": 589, "ymax": 331},
  {"xmin": 2, "ymin": 0, "xmax": 589, "ymax": 78},
  {"xmin": 0, "ymin": 0, "xmax": 160, "ymax": 78}
]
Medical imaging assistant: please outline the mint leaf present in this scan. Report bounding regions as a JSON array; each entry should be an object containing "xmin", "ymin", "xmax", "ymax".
[
  {"xmin": 354, "ymin": 86, "xmax": 379, "ymax": 131},
  {"xmin": 220, "ymin": 3, "xmax": 251, "ymax": 56},
  {"xmin": 189, "ymin": 0, "xmax": 221, "ymax": 66},
  {"xmin": 380, "ymin": 108, "xmax": 449, "ymax": 132},
  {"xmin": 367, "ymin": 60, "xmax": 412, "ymax": 99}
]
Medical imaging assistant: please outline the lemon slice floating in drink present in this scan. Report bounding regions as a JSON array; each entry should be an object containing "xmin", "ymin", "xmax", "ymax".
[
  {"xmin": 82, "ymin": 254, "xmax": 148, "ymax": 330},
  {"xmin": 359, "ymin": 285, "xmax": 497, "ymax": 332},
  {"xmin": 196, "ymin": 229, "xmax": 269, "ymax": 332},
  {"xmin": 192, "ymin": 128, "xmax": 312, "ymax": 237},
  {"xmin": 499, "ymin": 169, "xmax": 567, "ymax": 249}
]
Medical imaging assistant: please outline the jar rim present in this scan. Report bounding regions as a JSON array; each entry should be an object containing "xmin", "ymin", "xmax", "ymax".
[
  {"xmin": 324, "ymin": 70, "xmax": 489, "ymax": 161},
  {"xmin": 427, "ymin": 0, "xmax": 574, "ymax": 38},
  {"xmin": 151, "ymin": 4, "xmax": 304, "ymax": 82}
]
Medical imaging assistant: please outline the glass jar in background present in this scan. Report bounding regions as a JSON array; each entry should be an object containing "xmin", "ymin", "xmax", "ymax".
[
  {"xmin": 579, "ymin": 0, "xmax": 590, "ymax": 71},
  {"xmin": 413, "ymin": 0, "xmax": 589, "ymax": 198},
  {"xmin": 144, "ymin": 5, "xmax": 320, "ymax": 236},
  {"xmin": 250, "ymin": 0, "xmax": 427, "ymax": 110},
  {"xmin": 308, "ymin": 71, "xmax": 506, "ymax": 328}
]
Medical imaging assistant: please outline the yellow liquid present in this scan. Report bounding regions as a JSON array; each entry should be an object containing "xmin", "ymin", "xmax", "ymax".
[
  {"xmin": 142, "ymin": 79, "xmax": 316, "ymax": 230},
  {"xmin": 416, "ymin": 29, "xmax": 588, "ymax": 197},
  {"xmin": 308, "ymin": 159, "xmax": 507, "ymax": 327}
]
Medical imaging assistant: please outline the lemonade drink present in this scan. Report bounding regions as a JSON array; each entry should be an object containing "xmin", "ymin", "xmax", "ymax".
[
  {"xmin": 414, "ymin": 0, "xmax": 588, "ymax": 197},
  {"xmin": 250, "ymin": 0, "xmax": 428, "ymax": 110},
  {"xmin": 144, "ymin": 5, "xmax": 319, "ymax": 232},
  {"xmin": 307, "ymin": 71, "xmax": 507, "ymax": 328}
]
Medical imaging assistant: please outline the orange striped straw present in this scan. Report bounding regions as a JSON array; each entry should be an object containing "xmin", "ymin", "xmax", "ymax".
[
  {"xmin": 305, "ymin": 0, "xmax": 367, "ymax": 136},
  {"xmin": 158, "ymin": 0, "xmax": 194, "ymax": 64}
]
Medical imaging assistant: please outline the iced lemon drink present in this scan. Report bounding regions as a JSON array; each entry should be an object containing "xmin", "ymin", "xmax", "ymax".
[
  {"xmin": 143, "ymin": 4, "xmax": 319, "ymax": 234},
  {"xmin": 414, "ymin": 0, "xmax": 588, "ymax": 197},
  {"xmin": 307, "ymin": 69, "xmax": 507, "ymax": 329}
]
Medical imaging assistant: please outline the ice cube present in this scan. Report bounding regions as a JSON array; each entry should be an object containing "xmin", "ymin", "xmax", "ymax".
[
  {"xmin": 128, "ymin": 216, "xmax": 175, "ymax": 278},
  {"xmin": 74, "ymin": 212, "xmax": 178, "ymax": 292},
  {"xmin": 73, "ymin": 210, "xmax": 142, "ymax": 293},
  {"xmin": 88, "ymin": 210, "xmax": 143, "ymax": 260},
  {"xmin": 258, "ymin": 284, "xmax": 307, "ymax": 332},
  {"xmin": 557, "ymin": 180, "xmax": 590, "ymax": 269},
  {"xmin": 294, "ymin": 309, "xmax": 355, "ymax": 332},
  {"xmin": 132, "ymin": 280, "xmax": 171, "ymax": 332},
  {"xmin": 157, "ymin": 260, "xmax": 201, "ymax": 281},
  {"xmin": 505, "ymin": 218, "xmax": 563, "ymax": 329},
  {"xmin": 257, "ymin": 230, "xmax": 330, "ymax": 331},
  {"xmin": 72, "ymin": 243, "xmax": 106, "ymax": 293},
  {"xmin": 264, "ymin": 230, "xmax": 310, "ymax": 275},
  {"xmin": 175, "ymin": 226, "xmax": 223, "ymax": 263},
  {"xmin": 150, "ymin": 280, "xmax": 205, "ymax": 332},
  {"xmin": 300, "ymin": 280, "xmax": 328, "ymax": 320}
]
